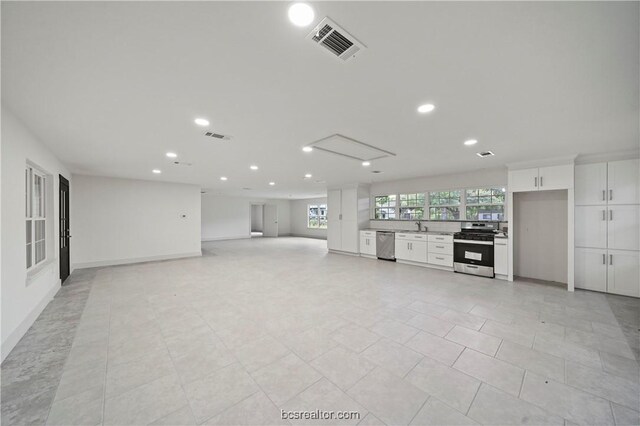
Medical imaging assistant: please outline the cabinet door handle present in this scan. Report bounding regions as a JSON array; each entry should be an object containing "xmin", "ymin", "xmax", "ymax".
[
  {"xmin": 534, "ymin": 177, "xmax": 538, "ymax": 187},
  {"xmin": 602, "ymin": 254, "xmax": 606, "ymax": 264},
  {"xmin": 609, "ymin": 189, "xmax": 613, "ymax": 201},
  {"xmin": 602, "ymin": 190, "xmax": 606, "ymax": 201},
  {"xmin": 540, "ymin": 176, "xmax": 543, "ymax": 187},
  {"xmin": 436, "ymin": 245, "xmax": 444, "ymax": 249},
  {"xmin": 609, "ymin": 210, "xmax": 613, "ymax": 221},
  {"xmin": 436, "ymin": 257, "xmax": 444, "ymax": 260},
  {"xmin": 610, "ymin": 254, "xmax": 613, "ymax": 265},
  {"xmin": 602, "ymin": 210, "xmax": 606, "ymax": 221}
]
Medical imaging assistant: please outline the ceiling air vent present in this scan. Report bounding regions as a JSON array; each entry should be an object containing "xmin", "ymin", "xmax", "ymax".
[
  {"xmin": 173, "ymin": 161, "xmax": 193, "ymax": 166},
  {"xmin": 204, "ymin": 132, "xmax": 231, "ymax": 141},
  {"xmin": 307, "ymin": 18, "xmax": 366, "ymax": 61},
  {"xmin": 476, "ymin": 151, "xmax": 495, "ymax": 158}
]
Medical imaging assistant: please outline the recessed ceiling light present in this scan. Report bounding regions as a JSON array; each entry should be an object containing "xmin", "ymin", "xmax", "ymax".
[
  {"xmin": 302, "ymin": 146, "xmax": 313, "ymax": 152},
  {"xmin": 417, "ymin": 104, "xmax": 435, "ymax": 113},
  {"xmin": 288, "ymin": 3, "xmax": 314, "ymax": 27},
  {"xmin": 269, "ymin": 182, "xmax": 275, "ymax": 186},
  {"xmin": 152, "ymin": 169, "xmax": 161, "ymax": 174},
  {"xmin": 194, "ymin": 118, "xmax": 209, "ymax": 126},
  {"xmin": 464, "ymin": 139, "xmax": 478, "ymax": 146},
  {"xmin": 304, "ymin": 173, "xmax": 312, "ymax": 178},
  {"xmin": 166, "ymin": 152, "xmax": 177, "ymax": 158},
  {"xmin": 362, "ymin": 161, "xmax": 371, "ymax": 167},
  {"xmin": 250, "ymin": 165, "xmax": 259, "ymax": 170},
  {"xmin": 220, "ymin": 176, "xmax": 228, "ymax": 181}
]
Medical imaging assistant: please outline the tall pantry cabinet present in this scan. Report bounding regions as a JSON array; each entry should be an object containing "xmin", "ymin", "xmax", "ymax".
[
  {"xmin": 327, "ymin": 185, "xmax": 370, "ymax": 254},
  {"xmin": 575, "ymin": 159, "xmax": 640, "ymax": 297}
]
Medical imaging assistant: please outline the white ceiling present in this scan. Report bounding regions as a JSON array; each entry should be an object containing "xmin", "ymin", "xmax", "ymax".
[{"xmin": 2, "ymin": 2, "xmax": 638, "ymax": 199}]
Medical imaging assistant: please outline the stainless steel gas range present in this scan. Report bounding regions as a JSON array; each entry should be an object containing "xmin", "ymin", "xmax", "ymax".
[{"xmin": 453, "ymin": 222, "xmax": 499, "ymax": 278}]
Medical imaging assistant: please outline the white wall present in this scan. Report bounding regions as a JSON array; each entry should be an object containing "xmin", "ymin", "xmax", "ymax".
[
  {"xmin": 513, "ymin": 190, "xmax": 568, "ymax": 283},
  {"xmin": 290, "ymin": 197, "xmax": 327, "ymax": 239},
  {"xmin": 201, "ymin": 195, "xmax": 290, "ymax": 241},
  {"xmin": 1, "ymin": 106, "xmax": 71, "ymax": 361},
  {"xmin": 251, "ymin": 204, "xmax": 263, "ymax": 232},
  {"xmin": 370, "ymin": 167, "xmax": 507, "ymax": 196},
  {"xmin": 71, "ymin": 175, "xmax": 201, "ymax": 268}
]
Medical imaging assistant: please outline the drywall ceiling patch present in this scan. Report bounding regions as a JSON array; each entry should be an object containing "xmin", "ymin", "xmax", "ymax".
[{"xmin": 308, "ymin": 134, "xmax": 395, "ymax": 162}]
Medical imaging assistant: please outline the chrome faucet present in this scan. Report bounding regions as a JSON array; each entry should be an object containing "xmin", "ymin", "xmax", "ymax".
[{"xmin": 415, "ymin": 220, "xmax": 422, "ymax": 232}]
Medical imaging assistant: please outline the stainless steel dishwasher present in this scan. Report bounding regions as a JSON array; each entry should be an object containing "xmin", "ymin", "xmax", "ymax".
[{"xmin": 376, "ymin": 231, "xmax": 396, "ymax": 260}]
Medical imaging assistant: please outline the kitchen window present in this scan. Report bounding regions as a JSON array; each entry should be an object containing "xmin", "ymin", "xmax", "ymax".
[
  {"xmin": 465, "ymin": 187, "xmax": 505, "ymax": 221},
  {"xmin": 26, "ymin": 166, "xmax": 47, "ymax": 269},
  {"xmin": 399, "ymin": 193, "xmax": 425, "ymax": 220},
  {"xmin": 428, "ymin": 190, "xmax": 461, "ymax": 220},
  {"xmin": 308, "ymin": 204, "xmax": 327, "ymax": 229},
  {"xmin": 374, "ymin": 195, "xmax": 396, "ymax": 219}
]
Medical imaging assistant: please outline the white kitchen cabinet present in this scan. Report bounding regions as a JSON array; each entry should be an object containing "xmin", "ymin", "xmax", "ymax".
[
  {"xmin": 360, "ymin": 231, "xmax": 376, "ymax": 256},
  {"xmin": 427, "ymin": 234, "xmax": 454, "ymax": 244},
  {"xmin": 575, "ymin": 206, "xmax": 608, "ymax": 249},
  {"xmin": 327, "ymin": 186, "xmax": 370, "ymax": 254},
  {"xmin": 494, "ymin": 238, "xmax": 508, "ymax": 275},
  {"xmin": 327, "ymin": 224, "xmax": 342, "ymax": 251},
  {"xmin": 608, "ymin": 159, "xmax": 640, "ymax": 205},
  {"xmin": 508, "ymin": 168, "xmax": 540, "ymax": 192},
  {"xmin": 607, "ymin": 249, "xmax": 640, "ymax": 298},
  {"xmin": 428, "ymin": 253, "xmax": 453, "ymax": 267},
  {"xmin": 395, "ymin": 238, "xmax": 411, "ymax": 261},
  {"xmin": 607, "ymin": 205, "xmax": 640, "ymax": 251},
  {"xmin": 509, "ymin": 165, "xmax": 573, "ymax": 192},
  {"xmin": 575, "ymin": 163, "xmax": 608, "ymax": 206},
  {"xmin": 575, "ymin": 248, "xmax": 607, "ymax": 292},
  {"xmin": 395, "ymin": 234, "xmax": 427, "ymax": 263},
  {"xmin": 428, "ymin": 241, "xmax": 453, "ymax": 255},
  {"xmin": 538, "ymin": 165, "xmax": 574, "ymax": 190}
]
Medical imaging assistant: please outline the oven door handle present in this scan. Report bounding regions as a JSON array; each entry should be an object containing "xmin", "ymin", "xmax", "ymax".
[{"xmin": 453, "ymin": 239, "xmax": 494, "ymax": 245}]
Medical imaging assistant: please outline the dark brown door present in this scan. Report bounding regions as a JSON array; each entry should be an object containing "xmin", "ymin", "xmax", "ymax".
[{"xmin": 59, "ymin": 175, "xmax": 70, "ymax": 283}]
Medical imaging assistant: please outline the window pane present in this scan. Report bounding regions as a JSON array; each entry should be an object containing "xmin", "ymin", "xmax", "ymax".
[
  {"xmin": 35, "ymin": 240, "xmax": 46, "ymax": 264},
  {"xmin": 492, "ymin": 188, "xmax": 506, "ymax": 203},
  {"xmin": 429, "ymin": 206, "xmax": 460, "ymax": 220},
  {"xmin": 466, "ymin": 205, "xmax": 504, "ymax": 221},
  {"xmin": 33, "ymin": 174, "xmax": 42, "ymax": 217},
  {"xmin": 319, "ymin": 219, "xmax": 327, "ymax": 229},
  {"xmin": 26, "ymin": 243, "xmax": 32, "ymax": 268},
  {"xmin": 400, "ymin": 207, "xmax": 424, "ymax": 220}
]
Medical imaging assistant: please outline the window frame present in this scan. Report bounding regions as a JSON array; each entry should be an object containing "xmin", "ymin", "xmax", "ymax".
[
  {"xmin": 371, "ymin": 185, "xmax": 506, "ymax": 222},
  {"xmin": 399, "ymin": 193, "xmax": 425, "ymax": 220},
  {"xmin": 374, "ymin": 195, "xmax": 397, "ymax": 220},
  {"xmin": 307, "ymin": 203, "xmax": 327, "ymax": 229},
  {"xmin": 464, "ymin": 187, "xmax": 506, "ymax": 221},
  {"xmin": 427, "ymin": 190, "xmax": 462, "ymax": 221},
  {"xmin": 26, "ymin": 166, "xmax": 47, "ymax": 271}
]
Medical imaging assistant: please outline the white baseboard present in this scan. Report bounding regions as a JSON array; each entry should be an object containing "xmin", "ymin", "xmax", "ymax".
[
  {"xmin": 1, "ymin": 279, "xmax": 61, "ymax": 362},
  {"xmin": 72, "ymin": 251, "xmax": 202, "ymax": 269},
  {"xmin": 202, "ymin": 235, "xmax": 250, "ymax": 242}
]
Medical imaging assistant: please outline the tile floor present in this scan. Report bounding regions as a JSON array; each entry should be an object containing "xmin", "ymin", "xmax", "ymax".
[{"xmin": 2, "ymin": 237, "xmax": 639, "ymax": 425}]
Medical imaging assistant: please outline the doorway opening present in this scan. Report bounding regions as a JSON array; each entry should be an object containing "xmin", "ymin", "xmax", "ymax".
[
  {"xmin": 59, "ymin": 174, "xmax": 70, "ymax": 283},
  {"xmin": 251, "ymin": 204, "xmax": 263, "ymax": 237}
]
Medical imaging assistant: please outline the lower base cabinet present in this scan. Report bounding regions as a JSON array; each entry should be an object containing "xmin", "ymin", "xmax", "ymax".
[
  {"xmin": 575, "ymin": 248, "xmax": 608, "ymax": 293},
  {"xmin": 360, "ymin": 231, "xmax": 376, "ymax": 256},
  {"xmin": 575, "ymin": 247, "xmax": 639, "ymax": 297},
  {"xmin": 608, "ymin": 249, "xmax": 640, "ymax": 298}
]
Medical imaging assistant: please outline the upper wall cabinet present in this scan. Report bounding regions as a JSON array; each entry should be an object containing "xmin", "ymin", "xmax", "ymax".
[
  {"xmin": 576, "ymin": 159, "xmax": 639, "ymax": 206},
  {"xmin": 508, "ymin": 164, "xmax": 574, "ymax": 193},
  {"xmin": 575, "ymin": 163, "xmax": 608, "ymax": 205},
  {"xmin": 608, "ymin": 159, "xmax": 640, "ymax": 205}
]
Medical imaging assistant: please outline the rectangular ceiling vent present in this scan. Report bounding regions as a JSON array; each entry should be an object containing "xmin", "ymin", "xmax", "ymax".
[
  {"xmin": 307, "ymin": 18, "xmax": 366, "ymax": 61},
  {"xmin": 476, "ymin": 151, "xmax": 495, "ymax": 158},
  {"xmin": 204, "ymin": 131, "xmax": 231, "ymax": 140}
]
